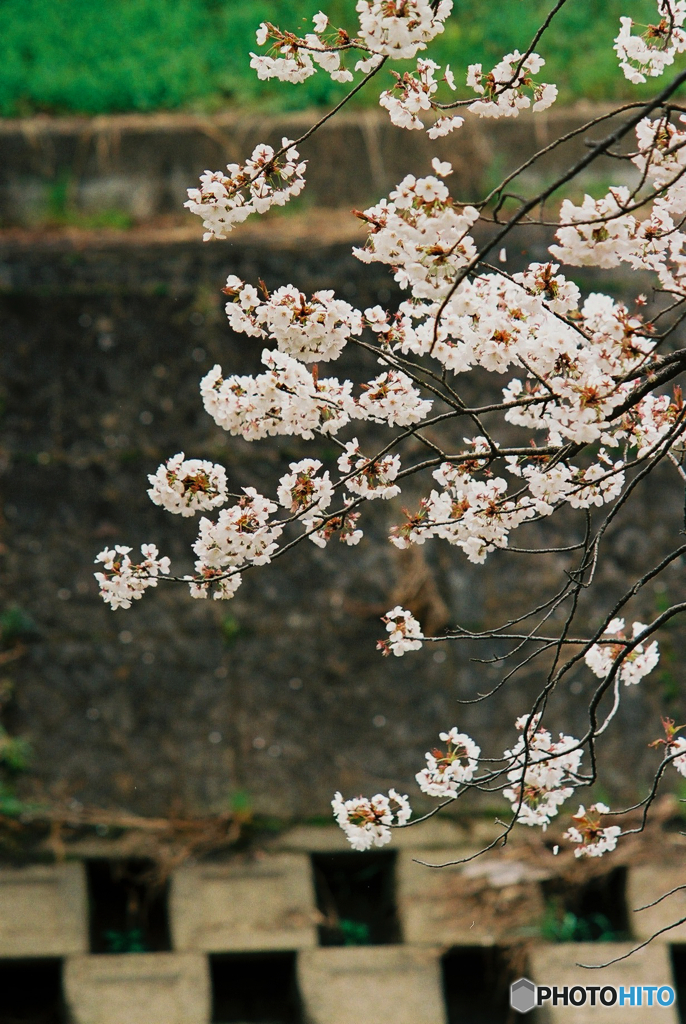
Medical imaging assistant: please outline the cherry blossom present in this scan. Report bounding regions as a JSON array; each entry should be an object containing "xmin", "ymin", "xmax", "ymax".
[
  {"xmin": 353, "ymin": 173, "xmax": 480, "ymax": 300},
  {"xmin": 671, "ymin": 737, "xmax": 686, "ymax": 775},
  {"xmin": 199, "ymin": 351, "xmax": 356, "ymax": 441},
  {"xmin": 223, "ymin": 277, "xmax": 363, "ymax": 363},
  {"xmin": 563, "ymin": 804, "xmax": 622, "ymax": 858},
  {"xmin": 415, "ymin": 727, "xmax": 481, "ymax": 797},
  {"xmin": 184, "ymin": 141, "xmax": 306, "ymax": 239},
  {"xmin": 277, "ymin": 459, "xmax": 334, "ymax": 513},
  {"xmin": 632, "ymin": 115, "xmax": 686, "ymax": 215},
  {"xmin": 356, "ymin": 369, "xmax": 432, "ymax": 425},
  {"xmin": 332, "ymin": 788, "xmax": 411, "ymax": 849},
  {"xmin": 390, "ymin": 463, "xmax": 537, "ymax": 564},
  {"xmin": 379, "ymin": 58, "xmax": 463, "ymax": 136},
  {"xmin": 377, "ymin": 606, "xmax": 424, "ymax": 657},
  {"xmin": 503, "ymin": 715, "xmax": 582, "ymax": 830},
  {"xmin": 585, "ymin": 618, "xmax": 660, "ymax": 685},
  {"xmin": 249, "ymin": 19, "xmax": 354, "ymax": 85},
  {"xmin": 147, "ymin": 453, "xmax": 227, "ymax": 517},
  {"xmin": 467, "ymin": 51, "xmax": 557, "ymax": 119},
  {"xmin": 189, "ymin": 489, "xmax": 282, "ymax": 601},
  {"xmin": 651, "ymin": 717, "xmax": 686, "ymax": 776},
  {"xmin": 355, "ymin": 0, "xmax": 453, "ymax": 60},
  {"xmin": 95, "ymin": 0, "xmax": 686, "ymax": 879},
  {"xmin": 94, "ymin": 545, "xmax": 170, "ymax": 611},
  {"xmin": 302, "ymin": 503, "xmax": 363, "ymax": 549},
  {"xmin": 337, "ymin": 439, "xmax": 401, "ymax": 500},
  {"xmin": 615, "ymin": 1, "xmax": 686, "ymax": 83}
]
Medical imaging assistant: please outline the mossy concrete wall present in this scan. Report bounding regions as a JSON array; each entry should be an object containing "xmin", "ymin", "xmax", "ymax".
[
  {"xmin": 0, "ymin": 105, "xmax": 621, "ymax": 227},
  {"xmin": 0, "ymin": 107, "xmax": 682, "ymax": 820}
]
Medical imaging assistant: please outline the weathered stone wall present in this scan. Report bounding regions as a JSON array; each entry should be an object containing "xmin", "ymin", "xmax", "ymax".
[
  {"xmin": 1, "ymin": 209, "xmax": 684, "ymax": 819},
  {"xmin": 0, "ymin": 105, "xmax": 624, "ymax": 227},
  {"xmin": 0, "ymin": 821, "xmax": 684, "ymax": 1024},
  {"xmin": 0, "ymin": 102, "xmax": 683, "ymax": 821}
]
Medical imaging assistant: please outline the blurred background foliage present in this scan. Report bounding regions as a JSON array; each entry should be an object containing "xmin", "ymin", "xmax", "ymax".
[{"xmin": 0, "ymin": 0, "xmax": 659, "ymax": 118}]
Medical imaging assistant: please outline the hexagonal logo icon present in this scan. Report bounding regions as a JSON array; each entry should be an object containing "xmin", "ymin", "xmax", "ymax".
[{"xmin": 510, "ymin": 977, "xmax": 537, "ymax": 1014}]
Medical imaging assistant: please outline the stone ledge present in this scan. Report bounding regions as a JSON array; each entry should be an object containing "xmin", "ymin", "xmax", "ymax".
[
  {"xmin": 297, "ymin": 945, "xmax": 448, "ymax": 1024},
  {"xmin": 64, "ymin": 952, "xmax": 210, "ymax": 1024},
  {"xmin": 0, "ymin": 862, "xmax": 88, "ymax": 957},
  {"xmin": 0, "ymin": 105, "xmax": 625, "ymax": 227},
  {"xmin": 169, "ymin": 853, "xmax": 319, "ymax": 952},
  {"xmin": 627, "ymin": 864, "xmax": 686, "ymax": 943},
  {"xmin": 397, "ymin": 848, "xmax": 547, "ymax": 946},
  {"xmin": 530, "ymin": 942, "xmax": 678, "ymax": 1024}
]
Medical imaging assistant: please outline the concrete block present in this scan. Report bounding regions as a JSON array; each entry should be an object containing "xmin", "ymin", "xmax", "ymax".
[
  {"xmin": 170, "ymin": 854, "xmax": 318, "ymax": 951},
  {"xmin": 392, "ymin": 820, "xmax": 471, "ymax": 850},
  {"xmin": 0, "ymin": 862, "xmax": 88, "ymax": 956},
  {"xmin": 397, "ymin": 849, "xmax": 547, "ymax": 946},
  {"xmin": 64, "ymin": 952, "xmax": 210, "ymax": 1024},
  {"xmin": 269, "ymin": 825, "xmax": 354, "ymax": 853},
  {"xmin": 529, "ymin": 942, "xmax": 679, "ymax": 1023},
  {"xmin": 627, "ymin": 865, "xmax": 686, "ymax": 942},
  {"xmin": 298, "ymin": 946, "xmax": 447, "ymax": 1024},
  {"xmin": 78, "ymin": 175, "xmax": 161, "ymax": 218}
]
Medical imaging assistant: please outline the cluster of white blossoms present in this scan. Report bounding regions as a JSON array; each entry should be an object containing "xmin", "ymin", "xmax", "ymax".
[
  {"xmin": 199, "ymin": 350, "xmax": 355, "ymax": 441},
  {"xmin": 354, "ymin": 166, "xmax": 480, "ymax": 300},
  {"xmin": 502, "ymin": 714, "xmax": 583, "ymax": 830},
  {"xmin": 415, "ymin": 727, "xmax": 481, "ymax": 798},
  {"xmin": 184, "ymin": 141, "xmax": 306, "ymax": 239},
  {"xmin": 277, "ymin": 459, "xmax": 333, "ymax": 514},
  {"xmin": 585, "ymin": 618, "xmax": 660, "ymax": 686},
  {"xmin": 251, "ymin": 14, "xmax": 354, "ymax": 85},
  {"xmin": 94, "ymin": 545, "xmax": 170, "ymax": 611},
  {"xmin": 625, "ymin": 393, "xmax": 684, "ymax": 458},
  {"xmin": 509, "ymin": 450, "xmax": 626, "ymax": 513},
  {"xmin": 333, "ymin": 715, "xmax": 628, "ymax": 856},
  {"xmin": 337, "ymin": 439, "xmax": 401, "ymax": 500},
  {"xmin": 302, "ymin": 503, "xmax": 364, "ymax": 549},
  {"xmin": 390, "ymin": 459, "xmax": 538, "ymax": 564},
  {"xmin": 656, "ymin": 718, "xmax": 686, "ymax": 776},
  {"xmin": 377, "ymin": 606, "xmax": 425, "ymax": 657},
  {"xmin": 357, "ymin": 369, "xmax": 433, "ymax": 425},
  {"xmin": 379, "ymin": 58, "xmax": 444, "ymax": 130},
  {"xmin": 101, "ymin": 118, "xmax": 686, "ymax": 605},
  {"xmin": 248, "ymin": 0, "xmax": 453, "ymax": 90},
  {"xmin": 200, "ymin": 351, "xmax": 430, "ymax": 443},
  {"xmin": 632, "ymin": 115, "xmax": 686, "ymax": 214},
  {"xmin": 189, "ymin": 489, "xmax": 282, "ymax": 600},
  {"xmin": 467, "ymin": 51, "xmax": 557, "ymax": 118},
  {"xmin": 615, "ymin": 0, "xmax": 686, "ymax": 83},
  {"xmin": 147, "ymin": 453, "xmax": 227, "ymax": 518},
  {"xmin": 331, "ymin": 788, "xmax": 411, "ymax": 850},
  {"xmin": 670, "ymin": 738, "xmax": 686, "ymax": 774},
  {"xmin": 550, "ymin": 188, "xmax": 676, "ymax": 274},
  {"xmin": 379, "ymin": 58, "xmax": 464, "ymax": 137},
  {"xmin": 223, "ymin": 277, "xmax": 364, "ymax": 364},
  {"xmin": 356, "ymin": 0, "xmax": 453, "ymax": 59},
  {"xmin": 563, "ymin": 804, "xmax": 622, "ymax": 858}
]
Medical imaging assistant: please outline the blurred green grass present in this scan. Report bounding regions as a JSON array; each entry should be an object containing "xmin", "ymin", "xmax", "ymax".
[{"xmin": 0, "ymin": 0, "xmax": 661, "ymax": 117}]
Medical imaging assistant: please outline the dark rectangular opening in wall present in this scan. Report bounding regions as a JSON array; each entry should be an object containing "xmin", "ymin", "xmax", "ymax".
[
  {"xmin": 311, "ymin": 850, "xmax": 400, "ymax": 946},
  {"xmin": 210, "ymin": 952, "xmax": 301, "ymax": 1023},
  {"xmin": 442, "ymin": 947, "xmax": 518, "ymax": 1024},
  {"xmin": 0, "ymin": 958, "xmax": 65, "ymax": 1024},
  {"xmin": 541, "ymin": 866, "xmax": 629, "ymax": 942},
  {"xmin": 671, "ymin": 946, "xmax": 686, "ymax": 1022},
  {"xmin": 86, "ymin": 858, "xmax": 171, "ymax": 953}
]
